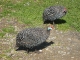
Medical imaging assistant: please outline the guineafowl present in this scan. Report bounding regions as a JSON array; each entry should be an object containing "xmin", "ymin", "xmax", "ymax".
[
  {"xmin": 16, "ymin": 24, "xmax": 53, "ymax": 50},
  {"xmin": 43, "ymin": 5, "xmax": 67, "ymax": 24}
]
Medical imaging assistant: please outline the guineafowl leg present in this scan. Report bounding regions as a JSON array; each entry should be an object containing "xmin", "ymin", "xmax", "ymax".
[{"xmin": 52, "ymin": 21, "xmax": 56, "ymax": 29}]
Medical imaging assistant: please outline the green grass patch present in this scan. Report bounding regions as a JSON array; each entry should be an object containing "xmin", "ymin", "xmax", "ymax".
[
  {"xmin": 2, "ymin": 26, "xmax": 15, "ymax": 33},
  {"xmin": 0, "ymin": 54, "xmax": 12, "ymax": 60},
  {"xmin": 57, "ymin": 23, "xmax": 70, "ymax": 31},
  {"xmin": 0, "ymin": 32, "xmax": 6, "ymax": 38}
]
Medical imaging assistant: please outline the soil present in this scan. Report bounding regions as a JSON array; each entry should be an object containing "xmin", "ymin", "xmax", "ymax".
[{"xmin": 0, "ymin": 18, "xmax": 80, "ymax": 60}]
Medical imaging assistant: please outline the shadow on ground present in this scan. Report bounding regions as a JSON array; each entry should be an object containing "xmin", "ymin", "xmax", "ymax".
[
  {"xmin": 16, "ymin": 41, "xmax": 54, "ymax": 52},
  {"xmin": 44, "ymin": 19, "xmax": 66, "ymax": 24}
]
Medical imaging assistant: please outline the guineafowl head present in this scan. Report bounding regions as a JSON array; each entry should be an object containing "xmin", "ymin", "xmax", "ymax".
[
  {"xmin": 54, "ymin": 6, "xmax": 67, "ymax": 19},
  {"xmin": 43, "ymin": 24, "xmax": 53, "ymax": 31}
]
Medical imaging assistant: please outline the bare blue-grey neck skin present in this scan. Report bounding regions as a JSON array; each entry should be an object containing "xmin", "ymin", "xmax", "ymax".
[{"xmin": 47, "ymin": 27, "xmax": 52, "ymax": 30}]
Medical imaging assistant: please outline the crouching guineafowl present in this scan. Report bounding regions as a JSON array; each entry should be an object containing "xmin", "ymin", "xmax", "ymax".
[
  {"xmin": 43, "ymin": 5, "xmax": 67, "ymax": 24},
  {"xmin": 16, "ymin": 24, "xmax": 53, "ymax": 51}
]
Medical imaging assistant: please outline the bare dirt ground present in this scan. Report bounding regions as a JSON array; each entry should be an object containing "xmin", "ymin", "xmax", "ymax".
[{"xmin": 0, "ymin": 18, "xmax": 80, "ymax": 60}]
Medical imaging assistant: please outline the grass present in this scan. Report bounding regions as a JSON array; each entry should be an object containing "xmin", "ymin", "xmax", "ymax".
[
  {"xmin": 0, "ymin": 26, "xmax": 15, "ymax": 38},
  {"xmin": 0, "ymin": 54, "xmax": 12, "ymax": 60},
  {"xmin": 0, "ymin": 32, "xmax": 5, "ymax": 38},
  {"xmin": 2, "ymin": 26, "xmax": 15, "ymax": 33},
  {"xmin": 0, "ymin": 0, "xmax": 80, "ymax": 32}
]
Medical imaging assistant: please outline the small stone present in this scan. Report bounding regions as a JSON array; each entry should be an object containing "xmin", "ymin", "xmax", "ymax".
[
  {"xmin": 39, "ymin": 50, "xmax": 42, "ymax": 52},
  {"xmin": 71, "ymin": 57, "xmax": 74, "ymax": 58}
]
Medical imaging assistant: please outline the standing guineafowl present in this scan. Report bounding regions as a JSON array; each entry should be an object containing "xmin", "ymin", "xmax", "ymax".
[
  {"xmin": 16, "ymin": 24, "xmax": 53, "ymax": 51},
  {"xmin": 43, "ymin": 6, "xmax": 67, "ymax": 24}
]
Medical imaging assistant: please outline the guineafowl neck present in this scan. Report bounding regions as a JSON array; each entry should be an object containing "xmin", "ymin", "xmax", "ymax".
[
  {"xmin": 44, "ymin": 28, "xmax": 50, "ymax": 36},
  {"xmin": 41, "ymin": 24, "xmax": 52, "ymax": 35}
]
